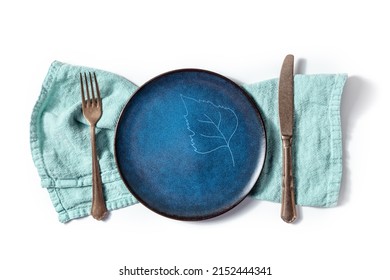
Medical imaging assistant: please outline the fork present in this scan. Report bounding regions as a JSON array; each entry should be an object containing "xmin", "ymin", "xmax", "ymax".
[{"xmin": 80, "ymin": 72, "xmax": 108, "ymax": 220}]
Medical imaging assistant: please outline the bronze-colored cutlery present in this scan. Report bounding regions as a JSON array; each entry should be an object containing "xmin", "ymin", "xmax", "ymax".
[
  {"xmin": 278, "ymin": 55, "xmax": 297, "ymax": 223},
  {"xmin": 80, "ymin": 72, "xmax": 108, "ymax": 220}
]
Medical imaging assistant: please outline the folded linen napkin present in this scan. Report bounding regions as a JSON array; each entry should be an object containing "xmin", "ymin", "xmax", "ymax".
[{"xmin": 30, "ymin": 61, "xmax": 347, "ymax": 222}]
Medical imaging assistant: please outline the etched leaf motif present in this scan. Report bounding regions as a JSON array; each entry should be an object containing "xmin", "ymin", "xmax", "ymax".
[{"xmin": 181, "ymin": 94, "xmax": 238, "ymax": 166}]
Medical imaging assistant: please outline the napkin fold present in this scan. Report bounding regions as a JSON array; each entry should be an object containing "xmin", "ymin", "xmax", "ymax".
[{"xmin": 30, "ymin": 61, "xmax": 347, "ymax": 222}]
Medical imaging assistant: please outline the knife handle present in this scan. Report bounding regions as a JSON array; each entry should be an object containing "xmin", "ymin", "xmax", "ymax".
[{"xmin": 281, "ymin": 136, "xmax": 297, "ymax": 223}]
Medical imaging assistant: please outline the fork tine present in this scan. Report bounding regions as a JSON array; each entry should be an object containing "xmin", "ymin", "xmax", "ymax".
[
  {"xmin": 84, "ymin": 73, "xmax": 91, "ymax": 104},
  {"xmin": 80, "ymin": 73, "xmax": 86, "ymax": 107},
  {"xmin": 89, "ymin": 72, "xmax": 96, "ymax": 103},
  {"xmin": 93, "ymin": 72, "xmax": 102, "ymax": 106}
]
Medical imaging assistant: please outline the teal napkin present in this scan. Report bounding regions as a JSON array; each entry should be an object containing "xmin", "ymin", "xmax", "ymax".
[
  {"xmin": 245, "ymin": 75, "xmax": 347, "ymax": 206},
  {"xmin": 30, "ymin": 61, "xmax": 347, "ymax": 222}
]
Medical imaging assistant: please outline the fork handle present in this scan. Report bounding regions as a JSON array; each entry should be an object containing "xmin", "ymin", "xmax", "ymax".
[
  {"xmin": 90, "ymin": 125, "xmax": 108, "ymax": 220},
  {"xmin": 281, "ymin": 136, "xmax": 297, "ymax": 223}
]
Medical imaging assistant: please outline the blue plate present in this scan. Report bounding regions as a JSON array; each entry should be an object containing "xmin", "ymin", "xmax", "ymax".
[{"xmin": 115, "ymin": 69, "xmax": 266, "ymax": 220}]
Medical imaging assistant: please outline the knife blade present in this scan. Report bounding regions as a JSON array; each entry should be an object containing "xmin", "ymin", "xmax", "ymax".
[{"xmin": 278, "ymin": 54, "xmax": 297, "ymax": 223}]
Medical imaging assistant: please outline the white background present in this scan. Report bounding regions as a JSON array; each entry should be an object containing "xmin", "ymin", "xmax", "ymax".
[{"xmin": 1, "ymin": 0, "xmax": 388, "ymax": 279}]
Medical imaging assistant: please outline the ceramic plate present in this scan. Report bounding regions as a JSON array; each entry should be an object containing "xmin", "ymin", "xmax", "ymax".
[{"xmin": 115, "ymin": 69, "xmax": 266, "ymax": 220}]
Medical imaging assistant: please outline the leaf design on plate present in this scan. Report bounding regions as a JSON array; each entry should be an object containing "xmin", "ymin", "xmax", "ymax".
[{"xmin": 181, "ymin": 95, "xmax": 238, "ymax": 166}]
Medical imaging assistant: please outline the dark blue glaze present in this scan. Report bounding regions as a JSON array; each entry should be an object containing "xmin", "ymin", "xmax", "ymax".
[{"xmin": 115, "ymin": 69, "xmax": 266, "ymax": 220}]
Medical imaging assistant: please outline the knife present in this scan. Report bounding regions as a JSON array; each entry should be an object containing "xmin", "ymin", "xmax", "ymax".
[{"xmin": 278, "ymin": 54, "xmax": 297, "ymax": 223}]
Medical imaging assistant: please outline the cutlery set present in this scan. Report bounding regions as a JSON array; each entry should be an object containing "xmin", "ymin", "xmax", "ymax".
[{"xmin": 80, "ymin": 55, "xmax": 298, "ymax": 223}]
